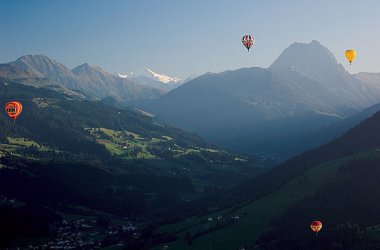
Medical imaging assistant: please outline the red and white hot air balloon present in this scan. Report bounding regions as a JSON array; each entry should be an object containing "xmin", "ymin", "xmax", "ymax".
[{"xmin": 241, "ymin": 35, "xmax": 255, "ymax": 51}]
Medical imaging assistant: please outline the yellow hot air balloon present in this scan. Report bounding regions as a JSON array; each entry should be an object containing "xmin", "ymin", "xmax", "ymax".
[{"xmin": 345, "ymin": 50, "xmax": 356, "ymax": 65}]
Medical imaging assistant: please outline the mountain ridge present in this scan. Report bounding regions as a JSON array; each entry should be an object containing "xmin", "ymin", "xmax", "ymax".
[
  {"xmin": 3, "ymin": 55, "xmax": 163, "ymax": 102},
  {"xmin": 145, "ymin": 40, "xmax": 380, "ymax": 159}
]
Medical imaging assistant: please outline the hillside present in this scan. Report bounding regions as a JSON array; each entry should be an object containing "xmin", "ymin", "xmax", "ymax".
[
  {"xmin": 153, "ymin": 108, "xmax": 380, "ymax": 249},
  {"xmin": 145, "ymin": 41, "xmax": 380, "ymax": 160},
  {"xmin": 0, "ymin": 77, "xmax": 270, "ymax": 248},
  {"xmin": 0, "ymin": 77, "xmax": 269, "ymax": 195}
]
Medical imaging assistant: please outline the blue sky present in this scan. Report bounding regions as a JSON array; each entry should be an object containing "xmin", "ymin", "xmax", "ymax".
[{"xmin": 1, "ymin": 0, "xmax": 380, "ymax": 78}]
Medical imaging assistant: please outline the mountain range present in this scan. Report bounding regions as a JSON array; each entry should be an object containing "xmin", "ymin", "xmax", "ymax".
[
  {"xmin": 145, "ymin": 40, "xmax": 380, "ymax": 160},
  {"xmin": 2, "ymin": 42, "xmax": 379, "ymax": 161},
  {"xmin": 1, "ymin": 55, "xmax": 162, "ymax": 102}
]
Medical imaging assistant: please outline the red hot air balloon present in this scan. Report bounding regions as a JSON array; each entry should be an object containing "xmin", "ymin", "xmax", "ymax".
[
  {"xmin": 5, "ymin": 101, "xmax": 23, "ymax": 123},
  {"xmin": 310, "ymin": 220, "xmax": 322, "ymax": 235},
  {"xmin": 241, "ymin": 35, "xmax": 255, "ymax": 51}
]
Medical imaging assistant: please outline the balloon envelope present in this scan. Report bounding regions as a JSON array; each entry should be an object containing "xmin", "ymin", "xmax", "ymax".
[
  {"xmin": 5, "ymin": 101, "xmax": 23, "ymax": 122},
  {"xmin": 310, "ymin": 220, "xmax": 322, "ymax": 233},
  {"xmin": 242, "ymin": 35, "xmax": 255, "ymax": 51},
  {"xmin": 345, "ymin": 50, "xmax": 356, "ymax": 65}
]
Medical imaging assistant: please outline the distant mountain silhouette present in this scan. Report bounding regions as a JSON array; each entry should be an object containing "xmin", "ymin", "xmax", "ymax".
[{"xmin": 146, "ymin": 41, "xmax": 380, "ymax": 160}]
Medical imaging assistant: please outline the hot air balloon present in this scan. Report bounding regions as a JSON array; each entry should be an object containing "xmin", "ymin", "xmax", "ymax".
[
  {"xmin": 242, "ymin": 35, "xmax": 255, "ymax": 51},
  {"xmin": 5, "ymin": 101, "xmax": 23, "ymax": 123},
  {"xmin": 345, "ymin": 49, "xmax": 356, "ymax": 65},
  {"xmin": 310, "ymin": 220, "xmax": 322, "ymax": 235}
]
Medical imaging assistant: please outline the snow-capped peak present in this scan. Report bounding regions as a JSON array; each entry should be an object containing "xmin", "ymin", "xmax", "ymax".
[
  {"xmin": 144, "ymin": 68, "xmax": 181, "ymax": 83},
  {"xmin": 117, "ymin": 68, "xmax": 181, "ymax": 84},
  {"xmin": 117, "ymin": 73, "xmax": 128, "ymax": 78}
]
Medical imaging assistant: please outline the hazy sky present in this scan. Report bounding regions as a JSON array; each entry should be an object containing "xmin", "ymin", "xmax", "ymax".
[{"xmin": 1, "ymin": 0, "xmax": 380, "ymax": 78}]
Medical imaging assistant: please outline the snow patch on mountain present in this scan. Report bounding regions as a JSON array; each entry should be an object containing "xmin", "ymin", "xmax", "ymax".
[
  {"xmin": 118, "ymin": 68, "xmax": 181, "ymax": 84},
  {"xmin": 117, "ymin": 73, "xmax": 128, "ymax": 78},
  {"xmin": 145, "ymin": 68, "xmax": 181, "ymax": 83}
]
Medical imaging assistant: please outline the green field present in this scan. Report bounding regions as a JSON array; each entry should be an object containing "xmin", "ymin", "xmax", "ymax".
[
  {"xmin": 83, "ymin": 127, "xmax": 265, "ymax": 199},
  {"xmin": 88, "ymin": 127, "xmax": 159, "ymax": 159},
  {"xmin": 153, "ymin": 149, "xmax": 380, "ymax": 250},
  {"xmin": 6, "ymin": 137, "xmax": 50, "ymax": 150},
  {"xmin": 87, "ymin": 127, "xmax": 246, "ymax": 170},
  {"xmin": 0, "ymin": 137, "xmax": 52, "ymax": 158}
]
